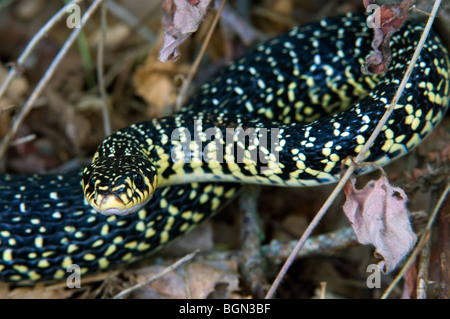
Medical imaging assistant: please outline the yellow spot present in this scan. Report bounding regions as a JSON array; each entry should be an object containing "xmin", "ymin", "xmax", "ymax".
[
  {"xmin": 90, "ymin": 239, "xmax": 103, "ymax": 248},
  {"xmin": 180, "ymin": 223, "xmax": 189, "ymax": 232},
  {"xmin": 211, "ymin": 197, "xmax": 221, "ymax": 210},
  {"xmin": 329, "ymin": 154, "xmax": 340, "ymax": 162},
  {"xmin": 296, "ymin": 160, "xmax": 305, "ymax": 170},
  {"xmin": 405, "ymin": 104, "xmax": 414, "ymax": 114},
  {"xmin": 381, "ymin": 139, "xmax": 394, "ymax": 152},
  {"xmin": 411, "ymin": 117, "xmax": 421, "ymax": 130},
  {"xmin": 182, "ymin": 211, "xmax": 192, "ymax": 220},
  {"xmin": 100, "ymin": 224, "xmax": 109, "ymax": 236},
  {"xmin": 64, "ymin": 225, "xmax": 76, "ymax": 233},
  {"xmin": 164, "ymin": 216, "xmax": 175, "ymax": 230},
  {"xmin": 122, "ymin": 253, "xmax": 133, "ymax": 261},
  {"xmin": 13, "ymin": 265, "xmax": 28, "ymax": 273},
  {"xmin": 404, "ymin": 115, "xmax": 414, "ymax": 125},
  {"xmin": 395, "ymin": 135, "xmax": 406, "ymax": 143},
  {"xmin": 83, "ymin": 254, "xmax": 96, "ymax": 261},
  {"xmin": 145, "ymin": 228, "xmax": 156, "ymax": 238},
  {"xmin": 159, "ymin": 231, "xmax": 169, "ymax": 244},
  {"xmin": 323, "ymin": 161, "xmax": 335, "ymax": 173},
  {"xmin": 67, "ymin": 244, "xmax": 78, "ymax": 254},
  {"xmin": 62, "ymin": 256, "xmax": 73, "ymax": 269},
  {"xmin": 9, "ymin": 275, "xmax": 21, "ymax": 281},
  {"xmin": 28, "ymin": 252, "xmax": 37, "ymax": 259},
  {"xmin": 27, "ymin": 271, "xmax": 41, "ymax": 281},
  {"xmin": 98, "ymin": 258, "xmax": 109, "ymax": 269},
  {"xmin": 38, "ymin": 260, "xmax": 50, "ymax": 268},
  {"xmin": 193, "ymin": 212, "xmax": 204, "ymax": 223},
  {"xmin": 138, "ymin": 209, "xmax": 147, "ymax": 220},
  {"xmin": 1, "ymin": 231, "xmax": 10, "ymax": 237},
  {"xmin": 406, "ymin": 133, "xmax": 421, "ymax": 149},
  {"xmin": 125, "ymin": 241, "xmax": 138, "ymax": 249},
  {"xmin": 384, "ymin": 129, "xmax": 394, "ymax": 140},
  {"xmin": 305, "ymin": 167, "xmax": 320, "ymax": 176},
  {"xmin": 113, "ymin": 236, "xmax": 123, "ymax": 244},
  {"xmin": 160, "ymin": 198, "xmax": 168, "ymax": 208},
  {"xmin": 53, "ymin": 269, "xmax": 66, "ymax": 279},
  {"xmin": 224, "ymin": 188, "xmax": 236, "ymax": 198},
  {"xmin": 2, "ymin": 249, "xmax": 12, "ymax": 262},
  {"xmin": 213, "ymin": 186, "xmax": 224, "ymax": 196},
  {"xmin": 104, "ymin": 244, "xmax": 117, "ymax": 256},
  {"xmin": 354, "ymin": 144, "xmax": 364, "ymax": 154},
  {"xmin": 135, "ymin": 221, "xmax": 145, "ymax": 232},
  {"xmin": 168, "ymin": 205, "xmax": 179, "ymax": 215},
  {"xmin": 42, "ymin": 251, "xmax": 55, "ymax": 258},
  {"xmin": 356, "ymin": 135, "xmax": 365, "ymax": 145},
  {"xmin": 322, "ymin": 148, "xmax": 331, "ymax": 157}
]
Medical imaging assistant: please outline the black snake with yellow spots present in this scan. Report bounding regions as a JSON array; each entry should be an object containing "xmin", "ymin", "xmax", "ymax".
[{"xmin": 0, "ymin": 13, "xmax": 449, "ymax": 283}]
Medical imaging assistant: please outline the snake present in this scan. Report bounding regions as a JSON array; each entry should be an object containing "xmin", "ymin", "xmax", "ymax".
[{"xmin": 0, "ymin": 12, "xmax": 448, "ymax": 284}]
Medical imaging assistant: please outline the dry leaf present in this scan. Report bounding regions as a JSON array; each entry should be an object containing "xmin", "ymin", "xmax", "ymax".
[
  {"xmin": 133, "ymin": 52, "xmax": 191, "ymax": 115},
  {"xmin": 362, "ymin": 0, "xmax": 414, "ymax": 74},
  {"xmin": 125, "ymin": 260, "xmax": 239, "ymax": 299},
  {"xmin": 343, "ymin": 175, "xmax": 417, "ymax": 273},
  {"xmin": 159, "ymin": 0, "xmax": 212, "ymax": 61}
]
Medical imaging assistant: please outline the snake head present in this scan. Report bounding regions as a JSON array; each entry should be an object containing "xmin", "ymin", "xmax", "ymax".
[{"xmin": 82, "ymin": 155, "xmax": 158, "ymax": 216}]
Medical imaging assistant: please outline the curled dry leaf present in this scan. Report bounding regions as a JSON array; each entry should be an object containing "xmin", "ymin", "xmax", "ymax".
[
  {"xmin": 125, "ymin": 260, "xmax": 239, "ymax": 299},
  {"xmin": 362, "ymin": 0, "xmax": 414, "ymax": 75},
  {"xmin": 159, "ymin": 0, "xmax": 213, "ymax": 62},
  {"xmin": 343, "ymin": 175, "xmax": 417, "ymax": 273}
]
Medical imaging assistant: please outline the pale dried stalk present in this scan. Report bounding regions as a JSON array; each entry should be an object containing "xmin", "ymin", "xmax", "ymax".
[
  {"xmin": 265, "ymin": 0, "xmax": 444, "ymax": 299},
  {"xmin": 0, "ymin": 0, "xmax": 84, "ymax": 99},
  {"xmin": 0, "ymin": 0, "xmax": 104, "ymax": 159},
  {"xmin": 175, "ymin": 0, "xmax": 227, "ymax": 110},
  {"xmin": 97, "ymin": 1, "xmax": 112, "ymax": 136},
  {"xmin": 112, "ymin": 249, "xmax": 199, "ymax": 299}
]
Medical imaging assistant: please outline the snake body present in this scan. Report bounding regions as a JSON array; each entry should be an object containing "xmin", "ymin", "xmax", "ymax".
[{"xmin": 0, "ymin": 13, "xmax": 449, "ymax": 283}]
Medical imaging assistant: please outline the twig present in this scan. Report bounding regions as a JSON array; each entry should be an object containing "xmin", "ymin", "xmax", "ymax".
[
  {"xmin": 261, "ymin": 226, "xmax": 357, "ymax": 260},
  {"xmin": 175, "ymin": 0, "xmax": 227, "ymax": 110},
  {"xmin": 106, "ymin": 0, "xmax": 156, "ymax": 43},
  {"xmin": 0, "ymin": 0, "xmax": 84, "ymax": 100},
  {"xmin": 438, "ymin": 190, "xmax": 450, "ymax": 298},
  {"xmin": 10, "ymin": 134, "xmax": 36, "ymax": 146},
  {"xmin": 112, "ymin": 249, "xmax": 199, "ymax": 299},
  {"xmin": 239, "ymin": 185, "xmax": 269, "ymax": 298},
  {"xmin": 381, "ymin": 182, "xmax": 449, "ymax": 299},
  {"xmin": 0, "ymin": 0, "xmax": 104, "ymax": 159},
  {"xmin": 265, "ymin": 0, "xmax": 443, "ymax": 299},
  {"xmin": 416, "ymin": 236, "xmax": 431, "ymax": 298},
  {"xmin": 97, "ymin": 0, "xmax": 112, "ymax": 136}
]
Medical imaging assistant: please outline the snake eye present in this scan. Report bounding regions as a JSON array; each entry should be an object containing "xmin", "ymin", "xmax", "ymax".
[{"xmin": 133, "ymin": 173, "xmax": 144, "ymax": 188}]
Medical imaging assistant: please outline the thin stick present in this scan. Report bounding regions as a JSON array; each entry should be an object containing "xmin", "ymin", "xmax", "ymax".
[
  {"xmin": 112, "ymin": 249, "xmax": 199, "ymax": 299},
  {"xmin": 0, "ymin": 0, "xmax": 84, "ymax": 100},
  {"xmin": 106, "ymin": 0, "xmax": 156, "ymax": 43},
  {"xmin": 265, "ymin": 0, "xmax": 443, "ymax": 299},
  {"xmin": 0, "ymin": 0, "xmax": 104, "ymax": 159},
  {"xmin": 97, "ymin": 0, "xmax": 112, "ymax": 136},
  {"xmin": 175, "ymin": 0, "xmax": 227, "ymax": 110}
]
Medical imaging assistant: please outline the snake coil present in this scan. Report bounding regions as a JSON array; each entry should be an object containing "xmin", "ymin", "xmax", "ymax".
[{"xmin": 0, "ymin": 13, "xmax": 448, "ymax": 283}]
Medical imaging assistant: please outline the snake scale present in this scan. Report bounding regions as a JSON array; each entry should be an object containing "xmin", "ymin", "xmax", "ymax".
[{"xmin": 0, "ymin": 13, "xmax": 448, "ymax": 283}]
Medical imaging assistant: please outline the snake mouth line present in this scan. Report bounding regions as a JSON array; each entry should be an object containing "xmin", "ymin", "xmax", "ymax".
[{"xmin": 90, "ymin": 193, "xmax": 151, "ymax": 216}]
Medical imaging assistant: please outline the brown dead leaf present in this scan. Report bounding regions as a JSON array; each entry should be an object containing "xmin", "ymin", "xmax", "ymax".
[
  {"xmin": 362, "ymin": 0, "xmax": 414, "ymax": 75},
  {"xmin": 343, "ymin": 175, "xmax": 417, "ymax": 273},
  {"xmin": 133, "ymin": 51, "xmax": 191, "ymax": 116},
  {"xmin": 159, "ymin": 0, "xmax": 213, "ymax": 61},
  {"xmin": 0, "ymin": 282, "xmax": 76, "ymax": 299},
  {"xmin": 125, "ymin": 260, "xmax": 239, "ymax": 299}
]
